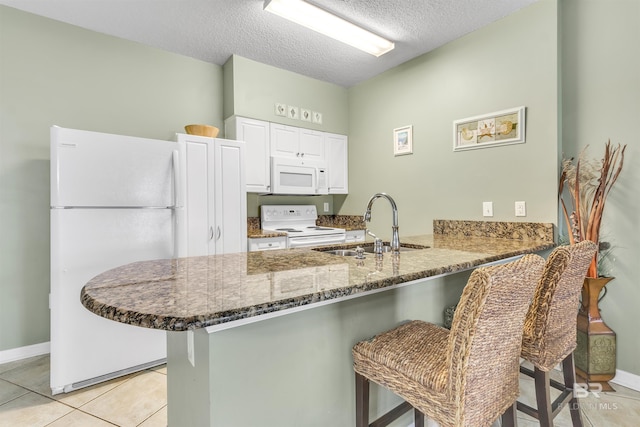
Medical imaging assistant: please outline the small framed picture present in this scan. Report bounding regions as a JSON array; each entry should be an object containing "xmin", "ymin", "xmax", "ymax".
[
  {"xmin": 275, "ymin": 103, "xmax": 286, "ymax": 117},
  {"xmin": 300, "ymin": 108, "xmax": 312, "ymax": 122},
  {"xmin": 312, "ymin": 111, "xmax": 323, "ymax": 124},
  {"xmin": 453, "ymin": 106, "xmax": 525, "ymax": 151},
  {"xmin": 287, "ymin": 106, "xmax": 299, "ymax": 120},
  {"xmin": 393, "ymin": 125, "xmax": 413, "ymax": 156}
]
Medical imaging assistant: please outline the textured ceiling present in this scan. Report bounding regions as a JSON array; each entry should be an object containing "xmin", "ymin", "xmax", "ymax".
[{"xmin": 0, "ymin": 0, "xmax": 538, "ymax": 87}]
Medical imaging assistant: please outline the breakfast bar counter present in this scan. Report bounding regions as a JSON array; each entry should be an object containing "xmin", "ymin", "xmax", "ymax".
[{"xmin": 80, "ymin": 220, "xmax": 554, "ymax": 427}]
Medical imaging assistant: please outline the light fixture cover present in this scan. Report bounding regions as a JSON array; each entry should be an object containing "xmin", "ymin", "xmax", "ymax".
[{"xmin": 264, "ymin": 0, "xmax": 394, "ymax": 57}]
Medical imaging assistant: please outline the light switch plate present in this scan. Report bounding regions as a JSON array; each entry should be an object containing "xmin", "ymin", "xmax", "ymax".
[{"xmin": 483, "ymin": 201, "xmax": 493, "ymax": 217}]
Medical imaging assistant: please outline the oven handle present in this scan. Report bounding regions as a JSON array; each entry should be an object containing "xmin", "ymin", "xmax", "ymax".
[{"xmin": 288, "ymin": 235, "xmax": 346, "ymax": 248}]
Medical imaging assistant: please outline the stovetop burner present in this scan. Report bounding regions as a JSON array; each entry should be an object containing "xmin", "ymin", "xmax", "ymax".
[{"xmin": 276, "ymin": 228, "xmax": 302, "ymax": 232}]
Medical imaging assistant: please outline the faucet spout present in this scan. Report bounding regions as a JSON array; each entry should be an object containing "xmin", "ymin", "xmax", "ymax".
[{"xmin": 363, "ymin": 193, "xmax": 400, "ymax": 253}]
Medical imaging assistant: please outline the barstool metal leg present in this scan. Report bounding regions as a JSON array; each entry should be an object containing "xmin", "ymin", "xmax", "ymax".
[
  {"xmin": 355, "ymin": 372, "xmax": 369, "ymax": 427},
  {"xmin": 562, "ymin": 354, "xmax": 584, "ymax": 427},
  {"xmin": 501, "ymin": 402, "xmax": 518, "ymax": 427},
  {"xmin": 414, "ymin": 408, "xmax": 424, "ymax": 427},
  {"xmin": 534, "ymin": 368, "xmax": 553, "ymax": 427}
]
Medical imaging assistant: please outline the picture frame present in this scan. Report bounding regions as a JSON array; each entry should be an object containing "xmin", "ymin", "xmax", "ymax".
[
  {"xmin": 393, "ymin": 125, "xmax": 413, "ymax": 156},
  {"xmin": 453, "ymin": 106, "xmax": 525, "ymax": 151}
]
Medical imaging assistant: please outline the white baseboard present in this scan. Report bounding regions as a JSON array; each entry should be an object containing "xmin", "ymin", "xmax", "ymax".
[
  {"xmin": 0, "ymin": 342, "xmax": 50, "ymax": 364},
  {"xmin": 612, "ymin": 369, "xmax": 640, "ymax": 392}
]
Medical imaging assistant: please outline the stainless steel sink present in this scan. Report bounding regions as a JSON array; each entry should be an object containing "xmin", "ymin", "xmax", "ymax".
[
  {"xmin": 322, "ymin": 249, "xmax": 360, "ymax": 257},
  {"xmin": 362, "ymin": 245, "xmax": 418, "ymax": 253},
  {"xmin": 317, "ymin": 244, "xmax": 429, "ymax": 256}
]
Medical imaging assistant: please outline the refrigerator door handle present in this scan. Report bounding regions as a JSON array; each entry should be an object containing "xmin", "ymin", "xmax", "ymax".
[{"xmin": 172, "ymin": 150, "xmax": 181, "ymax": 208}]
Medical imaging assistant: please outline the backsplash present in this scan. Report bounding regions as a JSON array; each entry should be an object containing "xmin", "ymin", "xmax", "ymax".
[
  {"xmin": 433, "ymin": 220, "xmax": 554, "ymax": 244},
  {"xmin": 317, "ymin": 215, "xmax": 366, "ymax": 230}
]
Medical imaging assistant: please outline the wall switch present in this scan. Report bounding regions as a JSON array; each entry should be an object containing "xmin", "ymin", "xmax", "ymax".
[
  {"xmin": 515, "ymin": 201, "xmax": 526, "ymax": 217},
  {"xmin": 323, "ymin": 202, "xmax": 330, "ymax": 212},
  {"xmin": 482, "ymin": 201, "xmax": 493, "ymax": 217}
]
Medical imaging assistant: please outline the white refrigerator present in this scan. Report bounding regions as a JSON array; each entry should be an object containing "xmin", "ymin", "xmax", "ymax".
[{"xmin": 50, "ymin": 126, "xmax": 186, "ymax": 394}]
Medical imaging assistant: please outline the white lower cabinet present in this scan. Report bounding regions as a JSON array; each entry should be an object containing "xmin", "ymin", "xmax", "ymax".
[
  {"xmin": 248, "ymin": 236, "xmax": 287, "ymax": 252},
  {"xmin": 177, "ymin": 133, "xmax": 247, "ymax": 256},
  {"xmin": 345, "ymin": 229, "xmax": 365, "ymax": 243}
]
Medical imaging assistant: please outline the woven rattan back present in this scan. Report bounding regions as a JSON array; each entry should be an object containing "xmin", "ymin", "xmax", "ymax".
[
  {"xmin": 522, "ymin": 241, "xmax": 597, "ymax": 370},
  {"xmin": 447, "ymin": 254, "xmax": 545, "ymax": 425}
]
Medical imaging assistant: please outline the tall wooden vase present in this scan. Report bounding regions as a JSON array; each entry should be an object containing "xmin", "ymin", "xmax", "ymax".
[{"xmin": 575, "ymin": 277, "xmax": 616, "ymax": 391}]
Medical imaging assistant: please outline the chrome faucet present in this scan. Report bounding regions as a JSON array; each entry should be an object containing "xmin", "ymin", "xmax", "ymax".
[{"xmin": 363, "ymin": 193, "xmax": 400, "ymax": 253}]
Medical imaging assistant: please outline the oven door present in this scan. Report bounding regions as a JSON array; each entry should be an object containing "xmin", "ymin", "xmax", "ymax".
[{"xmin": 287, "ymin": 233, "xmax": 346, "ymax": 248}]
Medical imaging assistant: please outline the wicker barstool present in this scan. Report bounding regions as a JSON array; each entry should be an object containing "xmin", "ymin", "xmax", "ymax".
[
  {"xmin": 517, "ymin": 241, "xmax": 597, "ymax": 427},
  {"xmin": 352, "ymin": 254, "xmax": 545, "ymax": 427}
]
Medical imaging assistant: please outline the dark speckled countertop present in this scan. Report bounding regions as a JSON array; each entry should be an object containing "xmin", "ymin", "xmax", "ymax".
[{"xmin": 81, "ymin": 220, "xmax": 554, "ymax": 332}]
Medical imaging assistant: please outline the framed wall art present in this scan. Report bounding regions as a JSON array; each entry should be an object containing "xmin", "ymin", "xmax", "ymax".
[
  {"xmin": 393, "ymin": 125, "xmax": 413, "ymax": 156},
  {"xmin": 453, "ymin": 106, "xmax": 525, "ymax": 151}
]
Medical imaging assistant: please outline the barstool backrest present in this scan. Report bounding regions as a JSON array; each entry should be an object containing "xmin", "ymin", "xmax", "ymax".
[
  {"xmin": 522, "ymin": 240, "xmax": 598, "ymax": 370},
  {"xmin": 447, "ymin": 254, "xmax": 545, "ymax": 426}
]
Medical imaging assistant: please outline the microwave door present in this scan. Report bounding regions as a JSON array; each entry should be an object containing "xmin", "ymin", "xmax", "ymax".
[{"xmin": 273, "ymin": 163, "xmax": 317, "ymax": 194}]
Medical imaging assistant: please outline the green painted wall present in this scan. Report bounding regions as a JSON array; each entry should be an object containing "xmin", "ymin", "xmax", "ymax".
[
  {"xmin": 342, "ymin": 1, "xmax": 559, "ymax": 240},
  {"xmin": 0, "ymin": 6, "xmax": 223, "ymax": 352},
  {"xmin": 561, "ymin": 0, "xmax": 640, "ymax": 376},
  {"xmin": 223, "ymin": 55, "xmax": 349, "ymax": 216},
  {"xmin": 223, "ymin": 55, "xmax": 349, "ymax": 134}
]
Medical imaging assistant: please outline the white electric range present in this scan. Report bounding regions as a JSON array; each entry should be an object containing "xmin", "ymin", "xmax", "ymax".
[{"xmin": 261, "ymin": 205, "xmax": 346, "ymax": 248}]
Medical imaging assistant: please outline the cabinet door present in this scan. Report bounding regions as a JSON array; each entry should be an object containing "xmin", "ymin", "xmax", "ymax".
[
  {"xmin": 299, "ymin": 128, "xmax": 325, "ymax": 161},
  {"xmin": 232, "ymin": 117, "xmax": 270, "ymax": 193},
  {"xmin": 185, "ymin": 138, "xmax": 215, "ymax": 257},
  {"xmin": 214, "ymin": 140, "xmax": 247, "ymax": 254},
  {"xmin": 270, "ymin": 123, "xmax": 300, "ymax": 158},
  {"xmin": 325, "ymin": 133, "xmax": 348, "ymax": 194}
]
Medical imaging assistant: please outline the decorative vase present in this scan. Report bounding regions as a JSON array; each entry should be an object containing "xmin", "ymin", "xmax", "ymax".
[{"xmin": 575, "ymin": 277, "xmax": 616, "ymax": 391}]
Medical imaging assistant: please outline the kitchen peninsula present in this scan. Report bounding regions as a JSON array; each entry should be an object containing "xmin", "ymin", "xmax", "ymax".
[{"xmin": 81, "ymin": 220, "xmax": 553, "ymax": 427}]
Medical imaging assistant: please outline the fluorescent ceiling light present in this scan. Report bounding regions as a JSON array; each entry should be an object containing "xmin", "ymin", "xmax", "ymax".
[{"xmin": 264, "ymin": 0, "xmax": 394, "ymax": 57}]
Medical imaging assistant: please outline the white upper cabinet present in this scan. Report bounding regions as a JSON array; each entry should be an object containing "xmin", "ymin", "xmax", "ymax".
[
  {"xmin": 299, "ymin": 128, "xmax": 325, "ymax": 161},
  {"xmin": 225, "ymin": 116, "xmax": 270, "ymax": 193},
  {"xmin": 226, "ymin": 116, "xmax": 347, "ymax": 195},
  {"xmin": 325, "ymin": 132, "xmax": 348, "ymax": 194},
  {"xmin": 271, "ymin": 123, "xmax": 325, "ymax": 161},
  {"xmin": 270, "ymin": 124, "xmax": 299, "ymax": 158}
]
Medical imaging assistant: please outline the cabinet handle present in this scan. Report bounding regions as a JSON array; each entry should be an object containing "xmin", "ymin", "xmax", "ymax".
[
  {"xmin": 296, "ymin": 152, "xmax": 300, "ymax": 157},
  {"xmin": 216, "ymin": 226, "xmax": 221, "ymax": 240},
  {"xmin": 209, "ymin": 226, "xmax": 214, "ymax": 241},
  {"xmin": 300, "ymin": 152, "xmax": 304, "ymax": 158}
]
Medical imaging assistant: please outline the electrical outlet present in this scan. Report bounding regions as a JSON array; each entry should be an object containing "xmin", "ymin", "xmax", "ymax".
[
  {"xmin": 515, "ymin": 201, "xmax": 526, "ymax": 217},
  {"xmin": 323, "ymin": 202, "xmax": 330, "ymax": 212},
  {"xmin": 483, "ymin": 201, "xmax": 493, "ymax": 217}
]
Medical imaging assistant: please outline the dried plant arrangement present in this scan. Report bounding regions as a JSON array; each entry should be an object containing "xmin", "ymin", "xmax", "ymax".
[{"xmin": 559, "ymin": 140, "xmax": 626, "ymax": 278}]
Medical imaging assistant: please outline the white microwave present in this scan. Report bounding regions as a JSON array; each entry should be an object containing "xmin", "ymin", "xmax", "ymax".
[{"xmin": 271, "ymin": 156, "xmax": 328, "ymax": 195}]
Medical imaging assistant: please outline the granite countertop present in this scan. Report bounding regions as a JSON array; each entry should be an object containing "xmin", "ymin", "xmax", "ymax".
[
  {"xmin": 81, "ymin": 220, "xmax": 554, "ymax": 332},
  {"xmin": 247, "ymin": 215, "xmax": 366, "ymax": 238}
]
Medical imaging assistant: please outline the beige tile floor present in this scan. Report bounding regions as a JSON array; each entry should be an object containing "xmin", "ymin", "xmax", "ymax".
[
  {"xmin": 0, "ymin": 355, "xmax": 166, "ymax": 427},
  {"xmin": 1, "ymin": 355, "xmax": 639, "ymax": 426}
]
